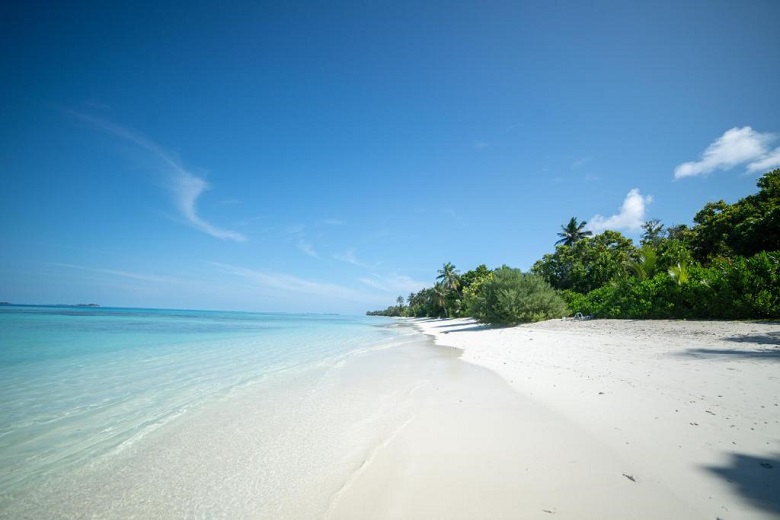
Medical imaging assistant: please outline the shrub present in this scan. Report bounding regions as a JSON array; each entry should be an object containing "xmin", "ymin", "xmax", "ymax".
[
  {"xmin": 564, "ymin": 251, "xmax": 780, "ymax": 320},
  {"xmin": 470, "ymin": 267, "xmax": 569, "ymax": 325}
]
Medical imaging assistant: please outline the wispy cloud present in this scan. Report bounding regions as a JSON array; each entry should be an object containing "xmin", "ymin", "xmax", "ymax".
[
  {"xmin": 333, "ymin": 248, "xmax": 377, "ymax": 269},
  {"xmin": 297, "ymin": 240, "xmax": 319, "ymax": 258},
  {"xmin": 674, "ymin": 127, "xmax": 780, "ymax": 179},
  {"xmin": 334, "ymin": 249, "xmax": 360, "ymax": 265},
  {"xmin": 588, "ymin": 188, "xmax": 652, "ymax": 233},
  {"xmin": 318, "ymin": 218, "xmax": 344, "ymax": 226},
  {"xmin": 45, "ymin": 262, "xmax": 182, "ymax": 285},
  {"xmin": 172, "ymin": 174, "xmax": 246, "ymax": 242},
  {"xmin": 210, "ymin": 262, "xmax": 374, "ymax": 302},
  {"xmin": 571, "ymin": 156, "xmax": 593, "ymax": 170},
  {"xmin": 358, "ymin": 274, "xmax": 427, "ymax": 294},
  {"xmin": 68, "ymin": 111, "xmax": 246, "ymax": 242}
]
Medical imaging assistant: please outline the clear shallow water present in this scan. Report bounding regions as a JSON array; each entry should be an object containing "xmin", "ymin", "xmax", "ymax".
[{"xmin": 0, "ymin": 305, "xmax": 410, "ymax": 500}]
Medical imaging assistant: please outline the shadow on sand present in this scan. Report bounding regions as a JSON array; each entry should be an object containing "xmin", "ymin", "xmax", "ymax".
[
  {"xmin": 706, "ymin": 452, "xmax": 780, "ymax": 516},
  {"xmin": 418, "ymin": 319, "xmax": 506, "ymax": 334},
  {"xmin": 725, "ymin": 330, "xmax": 780, "ymax": 346},
  {"xmin": 679, "ymin": 347, "xmax": 780, "ymax": 361}
]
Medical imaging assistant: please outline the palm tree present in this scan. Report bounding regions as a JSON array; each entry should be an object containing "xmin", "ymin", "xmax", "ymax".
[
  {"xmin": 631, "ymin": 248, "xmax": 658, "ymax": 280},
  {"xmin": 668, "ymin": 262, "xmax": 690, "ymax": 285},
  {"xmin": 432, "ymin": 282, "xmax": 448, "ymax": 317},
  {"xmin": 556, "ymin": 217, "xmax": 593, "ymax": 246},
  {"xmin": 435, "ymin": 263, "xmax": 461, "ymax": 318},
  {"xmin": 436, "ymin": 262, "xmax": 461, "ymax": 292}
]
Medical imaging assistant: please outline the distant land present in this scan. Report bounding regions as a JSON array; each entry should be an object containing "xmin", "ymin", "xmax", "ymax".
[{"xmin": 0, "ymin": 302, "xmax": 100, "ymax": 308}]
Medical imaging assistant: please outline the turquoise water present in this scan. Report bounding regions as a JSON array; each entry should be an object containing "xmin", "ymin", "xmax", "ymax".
[{"xmin": 0, "ymin": 305, "xmax": 408, "ymax": 499}]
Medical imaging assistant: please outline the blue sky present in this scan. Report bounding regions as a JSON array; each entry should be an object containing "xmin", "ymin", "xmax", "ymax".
[{"xmin": 1, "ymin": 0, "xmax": 779, "ymax": 314}]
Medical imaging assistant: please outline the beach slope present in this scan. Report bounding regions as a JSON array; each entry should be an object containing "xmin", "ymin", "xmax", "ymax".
[{"xmin": 332, "ymin": 318, "xmax": 779, "ymax": 519}]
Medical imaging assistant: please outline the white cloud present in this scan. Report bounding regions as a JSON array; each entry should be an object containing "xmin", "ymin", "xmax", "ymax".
[
  {"xmin": 674, "ymin": 127, "xmax": 779, "ymax": 179},
  {"xmin": 588, "ymin": 188, "xmax": 652, "ymax": 233},
  {"xmin": 69, "ymin": 111, "xmax": 246, "ymax": 242},
  {"xmin": 747, "ymin": 146, "xmax": 780, "ymax": 173}
]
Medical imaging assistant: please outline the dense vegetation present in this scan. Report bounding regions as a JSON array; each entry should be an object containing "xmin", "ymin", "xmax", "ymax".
[{"xmin": 368, "ymin": 169, "xmax": 780, "ymax": 323}]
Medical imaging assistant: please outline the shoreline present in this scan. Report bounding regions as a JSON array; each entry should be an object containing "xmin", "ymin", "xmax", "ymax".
[
  {"xmin": 408, "ymin": 317, "xmax": 780, "ymax": 519},
  {"xmin": 3, "ymin": 317, "xmax": 777, "ymax": 518}
]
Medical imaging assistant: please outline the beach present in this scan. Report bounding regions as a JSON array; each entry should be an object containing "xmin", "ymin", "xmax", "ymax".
[
  {"xmin": 363, "ymin": 318, "xmax": 778, "ymax": 519},
  {"xmin": 2, "ymin": 309, "xmax": 778, "ymax": 519}
]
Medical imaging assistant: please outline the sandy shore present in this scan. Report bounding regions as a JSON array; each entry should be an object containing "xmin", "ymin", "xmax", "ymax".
[{"xmin": 374, "ymin": 318, "xmax": 778, "ymax": 519}]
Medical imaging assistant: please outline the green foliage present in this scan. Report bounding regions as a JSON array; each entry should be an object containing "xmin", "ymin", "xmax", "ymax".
[
  {"xmin": 436, "ymin": 262, "xmax": 461, "ymax": 292},
  {"xmin": 470, "ymin": 267, "xmax": 568, "ymax": 325},
  {"xmin": 565, "ymin": 252, "xmax": 780, "ymax": 320},
  {"xmin": 640, "ymin": 219, "xmax": 664, "ymax": 247},
  {"xmin": 631, "ymin": 247, "xmax": 658, "ymax": 280},
  {"xmin": 460, "ymin": 265, "xmax": 494, "ymax": 316},
  {"xmin": 532, "ymin": 230, "xmax": 638, "ymax": 293},
  {"xmin": 435, "ymin": 262, "xmax": 461, "ymax": 317},
  {"xmin": 460, "ymin": 264, "xmax": 491, "ymax": 291},
  {"xmin": 369, "ymin": 169, "xmax": 780, "ymax": 322},
  {"xmin": 654, "ymin": 238, "xmax": 694, "ymax": 272},
  {"xmin": 704, "ymin": 252, "xmax": 780, "ymax": 319},
  {"xmin": 667, "ymin": 261, "xmax": 690, "ymax": 285},
  {"xmin": 405, "ymin": 287, "xmax": 446, "ymax": 318},
  {"xmin": 690, "ymin": 169, "xmax": 780, "ymax": 262}
]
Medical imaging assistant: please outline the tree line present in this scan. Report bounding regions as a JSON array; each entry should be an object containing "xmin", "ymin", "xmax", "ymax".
[{"xmin": 368, "ymin": 169, "xmax": 780, "ymax": 324}]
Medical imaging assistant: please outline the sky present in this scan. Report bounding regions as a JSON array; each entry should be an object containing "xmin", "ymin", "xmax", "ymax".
[{"xmin": 1, "ymin": 0, "xmax": 779, "ymax": 314}]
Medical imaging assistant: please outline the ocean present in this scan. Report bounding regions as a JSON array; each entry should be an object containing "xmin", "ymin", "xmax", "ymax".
[{"xmin": 0, "ymin": 305, "xmax": 444, "ymax": 518}]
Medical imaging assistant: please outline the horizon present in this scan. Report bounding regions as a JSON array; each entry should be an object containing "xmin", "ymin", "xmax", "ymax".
[
  {"xmin": 2, "ymin": 1, "xmax": 779, "ymax": 314},
  {"xmin": 0, "ymin": 302, "xmax": 356, "ymax": 317}
]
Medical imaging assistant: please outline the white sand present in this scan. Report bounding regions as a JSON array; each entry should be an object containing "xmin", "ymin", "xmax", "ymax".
[{"xmin": 379, "ymin": 318, "xmax": 778, "ymax": 520}]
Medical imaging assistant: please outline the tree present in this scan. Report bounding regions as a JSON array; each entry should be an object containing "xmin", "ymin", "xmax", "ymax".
[
  {"xmin": 690, "ymin": 200, "xmax": 732, "ymax": 261},
  {"xmin": 460, "ymin": 264, "xmax": 491, "ymax": 291},
  {"xmin": 631, "ymin": 247, "xmax": 659, "ymax": 280},
  {"xmin": 461, "ymin": 265, "xmax": 495, "ymax": 316},
  {"xmin": 556, "ymin": 217, "xmax": 593, "ymax": 246},
  {"xmin": 689, "ymin": 169, "xmax": 780, "ymax": 262},
  {"xmin": 640, "ymin": 219, "xmax": 664, "ymax": 247},
  {"xmin": 435, "ymin": 262, "xmax": 461, "ymax": 317},
  {"xmin": 533, "ymin": 230, "xmax": 638, "ymax": 293},
  {"xmin": 436, "ymin": 262, "xmax": 461, "ymax": 292},
  {"xmin": 432, "ymin": 282, "xmax": 448, "ymax": 317},
  {"xmin": 664, "ymin": 224, "xmax": 690, "ymax": 242},
  {"xmin": 406, "ymin": 288, "xmax": 437, "ymax": 317},
  {"xmin": 470, "ymin": 267, "xmax": 568, "ymax": 325},
  {"xmin": 396, "ymin": 295, "xmax": 405, "ymax": 314}
]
